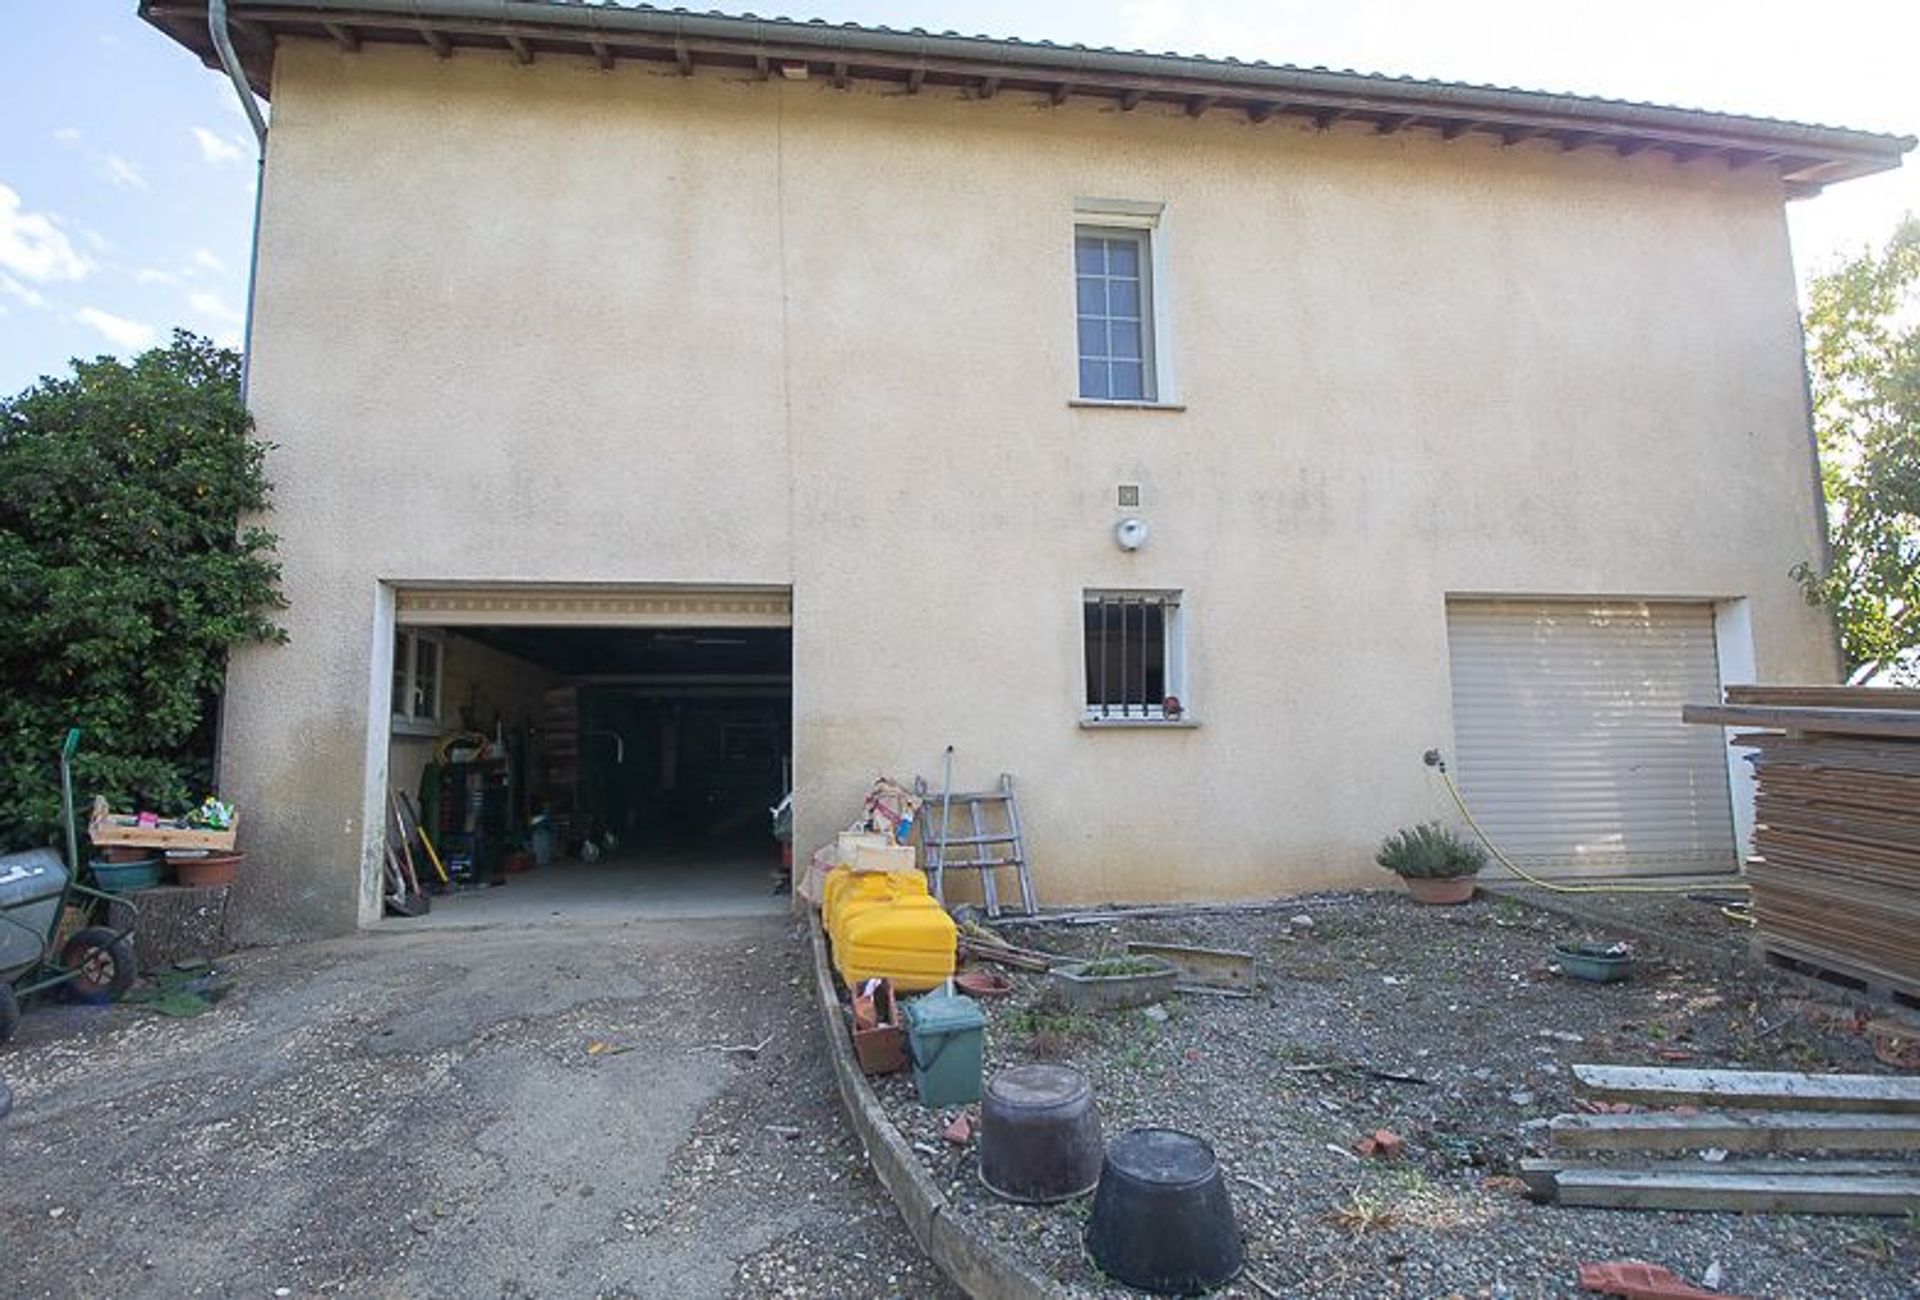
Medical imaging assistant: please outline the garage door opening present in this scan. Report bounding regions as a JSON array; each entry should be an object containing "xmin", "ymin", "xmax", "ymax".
[{"xmin": 382, "ymin": 620, "xmax": 791, "ymax": 926}]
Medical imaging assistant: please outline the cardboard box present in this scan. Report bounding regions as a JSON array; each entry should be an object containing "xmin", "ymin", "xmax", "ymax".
[{"xmin": 851, "ymin": 843, "xmax": 916, "ymax": 874}]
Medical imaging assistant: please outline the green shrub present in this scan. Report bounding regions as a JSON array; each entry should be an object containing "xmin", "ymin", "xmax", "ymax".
[
  {"xmin": 0, "ymin": 332, "xmax": 285, "ymax": 848},
  {"xmin": 1374, "ymin": 822, "xmax": 1485, "ymax": 880}
]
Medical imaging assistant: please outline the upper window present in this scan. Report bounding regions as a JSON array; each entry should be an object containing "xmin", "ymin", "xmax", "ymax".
[
  {"xmin": 1075, "ymin": 228, "xmax": 1156, "ymax": 402},
  {"xmin": 392, "ymin": 629, "xmax": 442, "ymax": 728},
  {"xmin": 1083, "ymin": 590, "xmax": 1187, "ymax": 722}
]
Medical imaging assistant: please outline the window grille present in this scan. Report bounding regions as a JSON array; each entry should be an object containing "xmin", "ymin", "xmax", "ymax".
[{"xmin": 1083, "ymin": 591, "xmax": 1182, "ymax": 720}]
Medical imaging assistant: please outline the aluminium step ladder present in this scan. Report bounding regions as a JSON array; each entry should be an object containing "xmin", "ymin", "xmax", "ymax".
[{"xmin": 921, "ymin": 772, "xmax": 1036, "ymax": 918}]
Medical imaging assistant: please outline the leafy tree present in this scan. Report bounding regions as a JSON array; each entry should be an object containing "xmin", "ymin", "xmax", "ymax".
[
  {"xmin": 0, "ymin": 331, "xmax": 285, "ymax": 849},
  {"xmin": 1794, "ymin": 216, "xmax": 1920, "ymax": 682}
]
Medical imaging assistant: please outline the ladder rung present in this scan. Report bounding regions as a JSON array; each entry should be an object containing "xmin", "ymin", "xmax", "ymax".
[
  {"xmin": 937, "ymin": 791, "xmax": 1011, "ymax": 806},
  {"xmin": 938, "ymin": 856, "xmax": 1024, "ymax": 871},
  {"xmin": 931, "ymin": 833, "xmax": 1016, "ymax": 847}
]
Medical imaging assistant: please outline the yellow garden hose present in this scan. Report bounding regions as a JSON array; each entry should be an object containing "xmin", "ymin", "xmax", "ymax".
[{"xmin": 1427, "ymin": 750, "xmax": 1752, "ymax": 898}]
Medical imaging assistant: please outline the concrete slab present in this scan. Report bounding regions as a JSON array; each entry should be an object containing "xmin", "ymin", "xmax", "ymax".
[{"xmin": 387, "ymin": 853, "xmax": 788, "ymax": 930}]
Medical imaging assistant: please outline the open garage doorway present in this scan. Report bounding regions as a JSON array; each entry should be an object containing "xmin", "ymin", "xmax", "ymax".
[{"xmin": 377, "ymin": 585, "xmax": 792, "ymax": 927}]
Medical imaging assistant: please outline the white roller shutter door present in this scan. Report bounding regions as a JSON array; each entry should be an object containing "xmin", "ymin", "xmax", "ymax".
[{"xmin": 1445, "ymin": 599, "xmax": 1736, "ymax": 877}]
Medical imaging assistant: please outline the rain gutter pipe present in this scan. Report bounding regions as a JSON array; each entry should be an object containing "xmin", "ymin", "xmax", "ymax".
[{"xmin": 209, "ymin": 0, "xmax": 268, "ymax": 400}]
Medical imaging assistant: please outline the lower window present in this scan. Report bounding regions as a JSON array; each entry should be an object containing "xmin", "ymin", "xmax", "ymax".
[{"xmin": 1083, "ymin": 590, "xmax": 1186, "ymax": 721}]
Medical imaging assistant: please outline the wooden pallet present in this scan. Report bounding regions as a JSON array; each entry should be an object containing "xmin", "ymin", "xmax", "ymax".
[
  {"xmin": 1525, "ymin": 1065, "xmax": 1920, "ymax": 1215},
  {"xmin": 1756, "ymin": 935, "xmax": 1920, "ymax": 1010}
]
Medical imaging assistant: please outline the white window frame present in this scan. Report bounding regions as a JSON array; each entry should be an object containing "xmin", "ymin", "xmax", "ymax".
[
  {"xmin": 391, "ymin": 628, "xmax": 443, "ymax": 735},
  {"xmin": 1080, "ymin": 588, "xmax": 1191, "ymax": 726},
  {"xmin": 1071, "ymin": 198, "xmax": 1179, "ymax": 408}
]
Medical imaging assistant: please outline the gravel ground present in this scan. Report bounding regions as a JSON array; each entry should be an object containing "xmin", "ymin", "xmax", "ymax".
[
  {"xmin": 870, "ymin": 890, "xmax": 1920, "ymax": 1299},
  {"xmin": 1, "ymin": 916, "xmax": 957, "ymax": 1299}
]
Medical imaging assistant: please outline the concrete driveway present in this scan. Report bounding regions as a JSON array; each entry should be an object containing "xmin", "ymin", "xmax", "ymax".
[{"xmin": 0, "ymin": 915, "xmax": 958, "ymax": 1299}]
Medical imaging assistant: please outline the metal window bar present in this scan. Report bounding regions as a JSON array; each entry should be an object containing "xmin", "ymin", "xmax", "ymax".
[{"xmin": 1086, "ymin": 593, "xmax": 1173, "ymax": 719}]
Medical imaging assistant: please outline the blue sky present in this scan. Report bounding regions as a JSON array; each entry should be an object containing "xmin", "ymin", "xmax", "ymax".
[{"xmin": 2, "ymin": 1, "xmax": 1915, "ymax": 396}]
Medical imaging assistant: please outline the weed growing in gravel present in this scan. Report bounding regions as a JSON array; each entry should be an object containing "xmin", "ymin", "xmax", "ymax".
[
  {"xmin": 1111, "ymin": 1013, "xmax": 1163, "ymax": 1074},
  {"xmin": 1326, "ymin": 1187, "xmax": 1403, "ymax": 1235},
  {"xmin": 1008, "ymin": 1005, "xmax": 1099, "ymax": 1059}
]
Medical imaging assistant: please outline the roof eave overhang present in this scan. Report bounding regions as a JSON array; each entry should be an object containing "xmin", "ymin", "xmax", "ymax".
[{"xmin": 139, "ymin": 0, "xmax": 1914, "ymax": 193}]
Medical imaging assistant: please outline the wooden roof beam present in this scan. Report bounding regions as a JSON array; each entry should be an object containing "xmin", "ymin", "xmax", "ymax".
[
  {"xmin": 1614, "ymin": 138, "xmax": 1653, "ymax": 158},
  {"xmin": 1439, "ymin": 120, "xmax": 1474, "ymax": 141},
  {"xmin": 505, "ymin": 33, "xmax": 532, "ymax": 65},
  {"xmin": 906, "ymin": 66, "xmax": 925, "ymax": 94},
  {"xmin": 589, "ymin": 39, "xmax": 613, "ymax": 70},
  {"xmin": 1312, "ymin": 107, "xmax": 1346, "ymax": 131},
  {"xmin": 674, "ymin": 41, "xmax": 692, "ymax": 75},
  {"xmin": 832, "ymin": 59, "xmax": 848, "ymax": 90},
  {"xmin": 1186, "ymin": 94, "xmax": 1217, "ymax": 118},
  {"xmin": 978, "ymin": 75, "xmax": 1000, "ymax": 99},
  {"xmin": 322, "ymin": 22, "xmax": 359, "ymax": 52},
  {"xmin": 1051, "ymin": 82, "xmax": 1073, "ymax": 106},
  {"xmin": 419, "ymin": 26, "xmax": 452, "ymax": 59},
  {"xmin": 1246, "ymin": 101, "xmax": 1278, "ymax": 124},
  {"xmin": 1556, "ymin": 130, "xmax": 1598, "ymax": 152},
  {"xmin": 1375, "ymin": 112, "xmax": 1418, "ymax": 135},
  {"xmin": 753, "ymin": 52, "xmax": 770, "ymax": 80},
  {"xmin": 1501, "ymin": 125, "xmax": 1540, "ymax": 147},
  {"xmin": 1119, "ymin": 87, "xmax": 1147, "ymax": 111}
]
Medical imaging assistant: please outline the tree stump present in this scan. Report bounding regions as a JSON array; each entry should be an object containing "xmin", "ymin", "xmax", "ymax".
[{"xmin": 106, "ymin": 885, "xmax": 233, "ymax": 972}]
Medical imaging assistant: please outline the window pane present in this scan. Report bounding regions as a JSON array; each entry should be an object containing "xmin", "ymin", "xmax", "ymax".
[
  {"xmin": 1079, "ymin": 359, "xmax": 1109, "ymax": 399},
  {"xmin": 1109, "ymin": 277, "xmax": 1140, "ymax": 316},
  {"xmin": 1107, "ymin": 240, "xmax": 1140, "ymax": 276},
  {"xmin": 1110, "ymin": 319, "xmax": 1142, "ymax": 360},
  {"xmin": 1074, "ymin": 238, "xmax": 1106, "ymax": 274},
  {"xmin": 1110, "ymin": 361, "xmax": 1144, "ymax": 400},
  {"xmin": 1076, "ymin": 275, "xmax": 1107, "ymax": 316},
  {"xmin": 392, "ymin": 632, "xmax": 408, "ymax": 715},
  {"xmin": 415, "ymin": 639, "xmax": 438, "ymax": 717},
  {"xmin": 1077, "ymin": 317, "xmax": 1106, "ymax": 361}
]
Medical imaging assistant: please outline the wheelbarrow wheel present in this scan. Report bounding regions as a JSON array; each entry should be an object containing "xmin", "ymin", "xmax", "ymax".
[
  {"xmin": 59, "ymin": 927, "xmax": 137, "ymax": 1003},
  {"xmin": 0, "ymin": 982, "xmax": 18, "ymax": 1045}
]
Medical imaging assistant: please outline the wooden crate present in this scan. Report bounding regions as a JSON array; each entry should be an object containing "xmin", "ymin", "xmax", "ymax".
[{"xmin": 87, "ymin": 805, "xmax": 239, "ymax": 852}]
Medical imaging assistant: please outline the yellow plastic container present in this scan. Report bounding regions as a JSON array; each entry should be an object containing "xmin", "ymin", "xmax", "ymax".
[
  {"xmin": 834, "ymin": 884, "xmax": 957, "ymax": 993},
  {"xmin": 825, "ymin": 864, "xmax": 931, "ymax": 943}
]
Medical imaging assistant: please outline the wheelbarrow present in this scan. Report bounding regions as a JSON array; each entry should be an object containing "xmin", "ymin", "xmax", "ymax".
[{"xmin": 0, "ymin": 730, "xmax": 138, "ymax": 1046}]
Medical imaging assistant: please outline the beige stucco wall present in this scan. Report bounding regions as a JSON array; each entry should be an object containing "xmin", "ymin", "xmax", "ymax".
[{"xmin": 220, "ymin": 38, "xmax": 1838, "ymax": 939}]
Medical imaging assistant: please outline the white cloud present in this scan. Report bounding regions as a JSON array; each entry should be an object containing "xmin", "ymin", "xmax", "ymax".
[
  {"xmin": 192, "ymin": 126, "xmax": 247, "ymax": 164},
  {"xmin": 191, "ymin": 247, "xmax": 224, "ymax": 273},
  {"xmin": 52, "ymin": 127, "xmax": 81, "ymax": 146},
  {"xmin": 0, "ymin": 185, "xmax": 92, "ymax": 284},
  {"xmin": 101, "ymin": 153, "xmax": 146, "ymax": 189},
  {"xmin": 1, "ymin": 272, "xmax": 48, "ymax": 309},
  {"xmin": 187, "ymin": 289, "xmax": 244, "ymax": 325},
  {"xmin": 135, "ymin": 266, "xmax": 183, "ymax": 287},
  {"xmin": 74, "ymin": 306, "xmax": 157, "ymax": 351}
]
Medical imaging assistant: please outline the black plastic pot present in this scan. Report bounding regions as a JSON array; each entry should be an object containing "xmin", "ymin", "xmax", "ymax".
[
  {"xmin": 1085, "ymin": 1128, "xmax": 1242, "ymax": 1296},
  {"xmin": 978, "ymin": 1064, "xmax": 1102, "ymax": 1203}
]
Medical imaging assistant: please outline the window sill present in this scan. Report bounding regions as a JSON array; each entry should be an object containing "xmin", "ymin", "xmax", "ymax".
[
  {"xmin": 391, "ymin": 717, "xmax": 441, "ymax": 738},
  {"xmin": 1079, "ymin": 717, "xmax": 1201, "ymax": 730},
  {"xmin": 1069, "ymin": 399, "xmax": 1187, "ymax": 412}
]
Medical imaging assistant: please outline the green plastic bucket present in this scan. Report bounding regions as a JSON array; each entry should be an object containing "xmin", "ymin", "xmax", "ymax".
[{"xmin": 902, "ymin": 988, "xmax": 985, "ymax": 1107}]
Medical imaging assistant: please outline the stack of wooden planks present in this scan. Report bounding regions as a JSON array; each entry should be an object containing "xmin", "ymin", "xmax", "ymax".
[
  {"xmin": 1681, "ymin": 684, "xmax": 1920, "ymax": 1004},
  {"xmin": 1522, "ymin": 1065, "xmax": 1920, "ymax": 1215}
]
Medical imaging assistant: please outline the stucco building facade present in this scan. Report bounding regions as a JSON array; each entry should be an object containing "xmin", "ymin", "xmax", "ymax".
[{"xmin": 146, "ymin": 2, "xmax": 1911, "ymax": 941}]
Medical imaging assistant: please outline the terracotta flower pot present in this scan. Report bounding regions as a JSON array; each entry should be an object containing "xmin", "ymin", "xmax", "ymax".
[
  {"xmin": 171, "ymin": 852, "xmax": 246, "ymax": 889},
  {"xmin": 1403, "ymin": 875, "xmax": 1477, "ymax": 905}
]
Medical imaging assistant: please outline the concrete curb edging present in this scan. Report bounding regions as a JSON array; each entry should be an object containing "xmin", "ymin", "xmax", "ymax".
[{"xmin": 806, "ymin": 918, "xmax": 1056, "ymax": 1299}]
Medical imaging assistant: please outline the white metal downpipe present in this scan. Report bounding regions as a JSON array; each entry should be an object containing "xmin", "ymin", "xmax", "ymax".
[{"xmin": 208, "ymin": 0, "xmax": 268, "ymax": 399}]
